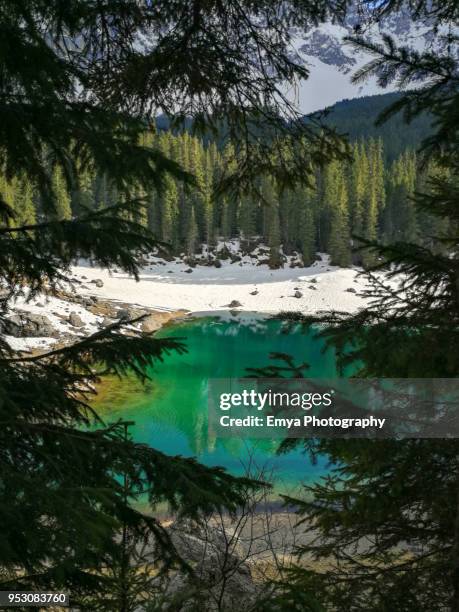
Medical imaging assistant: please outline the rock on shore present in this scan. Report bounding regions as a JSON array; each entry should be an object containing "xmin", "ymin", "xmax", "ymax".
[{"xmin": 3, "ymin": 289, "xmax": 187, "ymax": 355}]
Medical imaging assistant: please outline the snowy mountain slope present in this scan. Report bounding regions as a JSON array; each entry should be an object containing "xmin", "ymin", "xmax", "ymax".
[
  {"xmin": 289, "ymin": 7, "xmax": 450, "ymax": 113},
  {"xmin": 136, "ymin": 5, "xmax": 455, "ymax": 116}
]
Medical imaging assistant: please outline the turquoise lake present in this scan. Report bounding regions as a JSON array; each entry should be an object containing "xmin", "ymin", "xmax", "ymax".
[{"xmin": 94, "ymin": 313, "xmax": 349, "ymax": 496}]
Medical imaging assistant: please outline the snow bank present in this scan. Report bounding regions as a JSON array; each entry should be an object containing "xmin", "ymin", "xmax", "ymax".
[
  {"xmin": 5, "ymin": 293, "xmax": 102, "ymax": 352},
  {"xmin": 72, "ymin": 246, "xmax": 389, "ymax": 315}
]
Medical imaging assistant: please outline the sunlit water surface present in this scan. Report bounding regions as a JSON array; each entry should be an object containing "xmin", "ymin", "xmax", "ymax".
[{"xmin": 93, "ymin": 313, "xmax": 351, "ymax": 497}]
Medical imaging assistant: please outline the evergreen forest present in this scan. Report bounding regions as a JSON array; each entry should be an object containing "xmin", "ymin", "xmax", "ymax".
[{"xmin": 1, "ymin": 125, "xmax": 449, "ymax": 270}]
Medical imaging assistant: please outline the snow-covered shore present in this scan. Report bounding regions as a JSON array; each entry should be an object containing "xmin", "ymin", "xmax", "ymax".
[
  {"xmin": 72, "ymin": 251, "xmax": 375, "ymax": 315},
  {"xmin": 4, "ymin": 242, "xmax": 393, "ymax": 353}
]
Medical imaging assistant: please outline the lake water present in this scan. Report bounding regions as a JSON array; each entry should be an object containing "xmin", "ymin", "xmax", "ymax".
[{"xmin": 93, "ymin": 313, "xmax": 348, "ymax": 496}]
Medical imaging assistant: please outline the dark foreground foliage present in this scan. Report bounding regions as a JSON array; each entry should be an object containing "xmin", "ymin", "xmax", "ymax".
[
  {"xmin": 253, "ymin": 2, "xmax": 459, "ymax": 611},
  {"xmin": 0, "ymin": 0, "xmax": 352, "ymax": 606}
]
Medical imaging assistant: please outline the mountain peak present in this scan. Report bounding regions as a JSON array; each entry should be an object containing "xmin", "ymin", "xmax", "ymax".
[{"xmin": 291, "ymin": 6, "xmax": 450, "ymax": 113}]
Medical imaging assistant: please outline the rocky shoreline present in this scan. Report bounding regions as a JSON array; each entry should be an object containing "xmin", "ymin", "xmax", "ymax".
[{"xmin": 2, "ymin": 287, "xmax": 187, "ymax": 356}]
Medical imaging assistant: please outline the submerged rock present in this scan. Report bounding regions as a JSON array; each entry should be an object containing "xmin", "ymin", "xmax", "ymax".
[{"xmin": 141, "ymin": 310, "xmax": 187, "ymax": 333}]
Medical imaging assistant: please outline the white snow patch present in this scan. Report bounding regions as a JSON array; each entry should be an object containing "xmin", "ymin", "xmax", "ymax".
[
  {"xmin": 72, "ymin": 245, "xmax": 397, "ymax": 316},
  {"xmin": 4, "ymin": 292, "xmax": 103, "ymax": 352}
]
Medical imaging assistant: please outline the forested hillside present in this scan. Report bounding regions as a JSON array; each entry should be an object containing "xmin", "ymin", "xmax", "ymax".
[
  {"xmin": 1, "ymin": 128, "xmax": 448, "ymax": 269},
  {"xmin": 316, "ymin": 93, "xmax": 432, "ymax": 161},
  {"xmin": 155, "ymin": 93, "xmax": 432, "ymax": 160}
]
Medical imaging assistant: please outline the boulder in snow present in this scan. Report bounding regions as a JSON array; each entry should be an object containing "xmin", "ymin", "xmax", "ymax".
[
  {"xmin": 2, "ymin": 312, "xmax": 59, "ymax": 338},
  {"xmin": 68, "ymin": 312, "xmax": 85, "ymax": 328}
]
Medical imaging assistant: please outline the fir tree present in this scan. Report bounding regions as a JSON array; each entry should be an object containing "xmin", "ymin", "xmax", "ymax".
[
  {"xmin": 298, "ymin": 181, "xmax": 317, "ymax": 266},
  {"xmin": 348, "ymin": 141, "xmax": 369, "ymax": 242},
  {"xmin": 386, "ymin": 150, "xmax": 418, "ymax": 243},
  {"xmin": 219, "ymin": 197, "xmax": 231, "ymax": 243},
  {"xmin": 299, "ymin": 205, "xmax": 316, "ymax": 266},
  {"xmin": 1, "ymin": 174, "xmax": 36, "ymax": 227},
  {"xmin": 328, "ymin": 172, "xmax": 351, "ymax": 266},
  {"xmin": 323, "ymin": 161, "xmax": 352, "ymax": 265},
  {"xmin": 147, "ymin": 189, "xmax": 160, "ymax": 235},
  {"xmin": 186, "ymin": 205, "xmax": 199, "ymax": 259},
  {"xmin": 0, "ymin": 0, "xmax": 347, "ymax": 600},
  {"xmin": 203, "ymin": 148, "xmax": 215, "ymax": 247},
  {"xmin": 261, "ymin": 177, "xmax": 282, "ymax": 268},
  {"xmin": 262, "ymin": 8, "xmax": 459, "ymax": 611},
  {"xmin": 160, "ymin": 175, "xmax": 178, "ymax": 247},
  {"xmin": 238, "ymin": 195, "xmax": 257, "ymax": 252},
  {"xmin": 51, "ymin": 166, "xmax": 72, "ymax": 220},
  {"xmin": 15, "ymin": 176, "xmax": 36, "ymax": 226},
  {"xmin": 279, "ymin": 188, "xmax": 297, "ymax": 255}
]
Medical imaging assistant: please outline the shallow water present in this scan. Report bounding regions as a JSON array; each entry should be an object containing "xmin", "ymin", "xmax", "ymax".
[{"xmin": 93, "ymin": 313, "xmax": 350, "ymax": 495}]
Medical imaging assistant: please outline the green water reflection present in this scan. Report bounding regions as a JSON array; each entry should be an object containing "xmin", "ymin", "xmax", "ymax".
[{"xmin": 94, "ymin": 313, "xmax": 348, "ymax": 494}]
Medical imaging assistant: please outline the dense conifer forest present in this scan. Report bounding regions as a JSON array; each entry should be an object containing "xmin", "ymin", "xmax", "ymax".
[
  {"xmin": 317, "ymin": 92, "xmax": 432, "ymax": 160},
  {"xmin": 2, "ymin": 121, "xmax": 448, "ymax": 269}
]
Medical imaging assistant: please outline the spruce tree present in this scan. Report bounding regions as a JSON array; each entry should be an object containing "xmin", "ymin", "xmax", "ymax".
[
  {"xmin": 348, "ymin": 141, "xmax": 368, "ymax": 241},
  {"xmin": 203, "ymin": 148, "xmax": 215, "ymax": 248},
  {"xmin": 323, "ymin": 160, "xmax": 352, "ymax": 266},
  {"xmin": 238, "ymin": 195, "xmax": 257, "ymax": 252},
  {"xmin": 51, "ymin": 166, "xmax": 72, "ymax": 220},
  {"xmin": 261, "ymin": 6, "xmax": 459, "ymax": 611},
  {"xmin": 279, "ymin": 188, "xmax": 297, "ymax": 255},
  {"xmin": 0, "ymin": 173, "xmax": 36, "ymax": 227},
  {"xmin": 219, "ymin": 197, "xmax": 231, "ymax": 243},
  {"xmin": 218, "ymin": 144, "xmax": 238, "ymax": 243},
  {"xmin": 0, "ymin": 0, "xmax": 350, "ymax": 601},
  {"xmin": 15, "ymin": 176, "xmax": 36, "ymax": 226},
  {"xmin": 72, "ymin": 165, "xmax": 96, "ymax": 216},
  {"xmin": 160, "ymin": 175, "xmax": 178, "ymax": 247},
  {"xmin": 186, "ymin": 206, "xmax": 199, "ymax": 259},
  {"xmin": 357, "ymin": 139, "xmax": 385, "ymax": 267},
  {"xmin": 328, "ymin": 170, "xmax": 351, "ymax": 266},
  {"xmin": 299, "ymin": 205, "xmax": 316, "ymax": 266},
  {"xmin": 147, "ymin": 189, "xmax": 160, "ymax": 235},
  {"xmin": 298, "ymin": 180, "xmax": 317, "ymax": 266},
  {"xmin": 389, "ymin": 150, "xmax": 418, "ymax": 243},
  {"xmin": 261, "ymin": 177, "xmax": 283, "ymax": 268}
]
